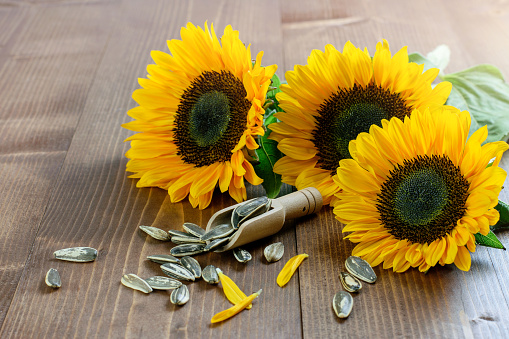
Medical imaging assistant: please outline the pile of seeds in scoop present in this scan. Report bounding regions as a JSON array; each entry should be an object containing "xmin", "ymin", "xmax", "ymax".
[{"xmin": 333, "ymin": 256, "xmax": 377, "ymax": 318}]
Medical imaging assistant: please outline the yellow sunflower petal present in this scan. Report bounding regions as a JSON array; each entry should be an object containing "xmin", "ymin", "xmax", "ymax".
[
  {"xmin": 211, "ymin": 290, "xmax": 261, "ymax": 324},
  {"xmin": 277, "ymin": 254, "xmax": 309, "ymax": 287},
  {"xmin": 454, "ymin": 246, "xmax": 472, "ymax": 271}
]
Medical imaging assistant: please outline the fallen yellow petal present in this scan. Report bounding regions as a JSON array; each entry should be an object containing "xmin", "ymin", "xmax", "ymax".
[
  {"xmin": 277, "ymin": 253, "xmax": 309, "ymax": 287},
  {"xmin": 216, "ymin": 268, "xmax": 252, "ymax": 309},
  {"xmin": 211, "ymin": 289, "xmax": 262, "ymax": 324}
]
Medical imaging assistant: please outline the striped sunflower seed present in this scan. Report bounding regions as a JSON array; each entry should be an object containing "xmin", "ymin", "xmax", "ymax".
[
  {"xmin": 45, "ymin": 268, "xmax": 61, "ymax": 288},
  {"xmin": 145, "ymin": 276, "xmax": 182, "ymax": 290},
  {"xmin": 167, "ymin": 229, "xmax": 197, "ymax": 238},
  {"xmin": 53, "ymin": 247, "xmax": 98, "ymax": 262},
  {"xmin": 171, "ymin": 235, "xmax": 206, "ymax": 245},
  {"xmin": 170, "ymin": 285, "xmax": 189, "ymax": 306},
  {"xmin": 264, "ymin": 242, "xmax": 284, "ymax": 263},
  {"xmin": 121, "ymin": 274, "xmax": 153, "ymax": 293},
  {"xmin": 147, "ymin": 254, "xmax": 180, "ymax": 265},
  {"xmin": 170, "ymin": 243, "xmax": 206, "ymax": 257},
  {"xmin": 139, "ymin": 225, "xmax": 170, "ymax": 241},
  {"xmin": 201, "ymin": 224, "xmax": 235, "ymax": 242},
  {"xmin": 180, "ymin": 256, "xmax": 202, "ymax": 279},
  {"xmin": 233, "ymin": 248, "xmax": 252, "ymax": 263},
  {"xmin": 202, "ymin": 265, "xmax": 219, "ymax": 284},
  {"xmin": 345, "ymin": 256, "xmax": 377, "ymax": 283},
  {"xmin": 161, "ymin": 263, "xmax": 195, "ymax": 281},
  {"xmin": 204, "ymin": 237, "xmax": 229, "ymax": 252},
  {"xmin": 333, "ymin": 291, "xmax": 353, "ymax": 318},
  {"xmin": 182, "ymin": 222, "xmax": 206, "ymax": 237},
  {"xmin": 339, "ymin": 271, "xmax": 362, "ymax": 293}
]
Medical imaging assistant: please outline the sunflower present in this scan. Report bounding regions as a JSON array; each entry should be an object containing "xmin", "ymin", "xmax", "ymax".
[
  {"xmin": 333, "ymin": 107, "xmax": 508, "ymax": 272},
  {"xmin": 122, "ymin": 23, "xmax": 276, "ymax": 209},
  {"xmin": 269, "ymin": 40, "xmax": 452, "ymax": 205}
]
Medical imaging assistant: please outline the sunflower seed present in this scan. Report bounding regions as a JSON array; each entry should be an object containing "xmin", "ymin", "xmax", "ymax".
[
  {"xmin": 233, "ymin": 247, "xmax": 252, "ymax": 263},
  {"xmin": 45, "ymin": 268, "xmax": 61, "ymax": 288},
  {"xmin": 170, "ymin": 244, "xmax": 206, "ymax": 257},
  {"xmin": 264, "ymin": 242, "xmax": 284, "ymax": 263},
  {"xmin": 171, "ymin": 235, "xmax": 206, "ymax": 245},
  {"xmin": 202, "ymin": 265, "xmax": 219, "ymax": 284},
  {"xmin": 147, "ymin": 254, "xmax": 180, "ymax": 265},
  {"xmin": 182, "ymin": 222, "xmax": 206, "ymax": 237},
  {"xmin": 167, "ymin": 229, "xmax": 197, "ymax": 238},
  {"xmin": 121, "ymin": 274, "xmax": 153, "ymax": 293},
  {"xmin": 170, "ymin": 285, "xmax": 189, "ymax": 306},
  {"xmin": 53, "ymin": 247, "xmax": 98, "ymax": 262},
  {"xmin": 139, "ymin": 225, "xmax": 170, "ymax": 241},
  {"xmin": 339, "ymin": 271, "xmax": 362, "ymax": 293},
  {"xmin": 345, "ymin": 256, "xmax": 377, "ymax": 283},
  {"xmin": 145, "ymin": 276, "xmax": 182, "ymax": 290},
  {"xmin": 204, "ymin": 237, "xmax": 229, "ymax": 252},
  {"xmin": 161, "ymin": 263, "xmax": 195, "ymax": 281},
  {"xmin": 201, "ymin": 224, "xmax": 235, "ymax": 242},
  {"xmin": 333, "ymin": 291, "xmax": 353, "ymax": 318},
  {"xmin": 180, "ymin": 256, "xmax": 202, "ymax": 279}
]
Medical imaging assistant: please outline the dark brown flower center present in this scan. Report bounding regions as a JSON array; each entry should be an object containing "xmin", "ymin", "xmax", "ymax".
[
  {"xmin": 174, "ymin": 70, "xmax": 250, "ymax": 167},
  {"xmin": 313, "ymin": 83, "xmax": 412, "ymax": 174},
  {"xmin": 376, "ymin": 154, "xmax": 470, "ymax": 244}
]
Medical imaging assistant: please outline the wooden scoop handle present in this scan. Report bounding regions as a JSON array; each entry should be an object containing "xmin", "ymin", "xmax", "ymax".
[{"xmin": 273, "ymin": 187, "xmax": 323, "ymax": 220}]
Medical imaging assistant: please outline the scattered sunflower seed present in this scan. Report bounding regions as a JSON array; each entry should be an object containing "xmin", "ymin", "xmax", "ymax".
[
  {"xmin": 161, "ymin": 263, "xmax": 195, "ymax": 281},
  {"xmin": 202, "ymin": 265, "xmax": 219, "ymax": 284},
  {"xmin": 147, "ymin": 254, "xmax": 180, "ymax": 265},
  {"xmin": 171, "ymin": 235, "xmax": 206, "ymax": 245},
  {"xmin": 180, "ymin": 256, "xmax": 202, "ymax": 279},
  {"xmin": 345, "ymin": 256, "xmax": 377, "ymax": 283},
  {"xmin": 201, "ymin": 224, "xmax": 235, "ymax": 242},
  {"xmin": 167, "ymin": 229, "xmax": 197, "ymax": 238},
  {"xmin": 170, "ymin": 243, "xmax": 206, "ymax": 257},
  {"xmin": 45, "ymin": 268, "xmax": 61, "ymax": 288},
  {"xmin": 233, "ymin": 248, "xmax": 252, "ymax": 263},
  {"xmin": 204, "ymin": 237, "xmax": 229, "ymax": 252},
  {"xmin": 182, "ymin": 222, "xmax": 206, "ymax": 237},
  {"xmin": 264, "ymin": 242, "xmax": 284, "ymax": 263},
  {"xmin": 333, "ymin": 291, "xmax": 353, "ymax": 318},
  {"xmin": 339, "ymin": 271, "xmax": 362, "ymax": 293},
  {"xmin": 53, "ymin": 247, "xmax": 98, "ymax": 262},
  {"xmin": 145, "ymin": 276, "xmax": 182, "ymax": 290},
  {"xmin": 170, "ymin": 285, "xmax": 190, "ymax": 306},
  {"xmin": 139, "ymin": 225, "xmax": 170, "ymax": 241},
  {"xmin": 121, "ymin": 274, "xmax": 153, "ymax": 293}
]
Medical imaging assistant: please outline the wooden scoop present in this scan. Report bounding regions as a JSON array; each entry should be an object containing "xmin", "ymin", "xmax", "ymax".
[{"xmin": 206, "ymin": 187, "xmax": 323, "ymax": 252}]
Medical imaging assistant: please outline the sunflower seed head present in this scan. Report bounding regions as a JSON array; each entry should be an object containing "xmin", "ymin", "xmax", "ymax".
[
  {"xmin": 170, "ymin": 285, "xmax": 189, "ymax": 306},
  {"xmin": 201, "ymin": 224, "xmax": 235, "ymax": 242},
  {"xmin": 53, "ymin": 247, "xmax": 98, "ymax": 262},
  {"xmin": 339, "ymin": 271, "xmax": 362, "ymax": 293},
  {"xmin": 45, "ymin": 268, "xmax": 61, "ymax": 288},
  {"xmin": 147, "ymin": 254, "xmax": 180, "ymax": 265},
  {"xmin": 333, "ymin": 291, "xmax": 353, "ymax": 318},
  {"xmin": 182, "ymin": 222, "xmax": 206, "ymax": 237},
  {"xmin": 145, "ymin": 276, "xmax": 182, "ymax": 290},
  {"xmin": 121, "ymin": 274, "xmax": 153, "ymax": 293},
  {"xmin": 233, "ymin": 247, "xmax": 252, "ymax": 263},
  {"xmin": 160, "ymin": 263, "xmax": 195, "ymax": 281},
  {"xmin": 264, "ymin": 242, "xmax": 284, "ymax": 263},
  {"xmin": 345, "ymin": 256, "xmax": 377, "ymax": 283},
  {"xmin": 170, "ymin": 244, "xmax": 206, "ymax": 257},
  {"xmin": 139, "ymin": 225, "xmax": 170, "ymax": 241},
  {"xmin": 202, "ymin": 265, "xmax": 219, "ymax": 284},
  {"xmin": 180, "ymin": 256, "xmax": 202, "ymax": 279}
]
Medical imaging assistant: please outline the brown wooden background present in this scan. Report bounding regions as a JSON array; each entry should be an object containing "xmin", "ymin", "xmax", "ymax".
[{"xmin": 1, "ymin": 0, "xmax": 509, "ymax": 338}]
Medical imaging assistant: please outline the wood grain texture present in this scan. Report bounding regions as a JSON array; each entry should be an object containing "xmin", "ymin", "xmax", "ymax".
[{"xmin": 0, "ymin": 0, "xmax": 509, "ymax": 338}]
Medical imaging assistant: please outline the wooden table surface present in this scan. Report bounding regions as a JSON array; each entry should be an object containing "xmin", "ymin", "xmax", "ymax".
[{"xmin": 1, "ymin": 0, "xmax": 509, "ymax": 338}]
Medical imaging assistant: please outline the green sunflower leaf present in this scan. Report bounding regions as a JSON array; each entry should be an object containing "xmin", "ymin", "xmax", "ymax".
[
  {"xmin": 441, "ymin": 65, "xmax": 509, "ymax": 143},
  {"xmin": 491, "ymin": 200, "xmax": 509, "ymax": 232},
  {"xmin": 266, "ymin": 73, "xmax": 282, "ymax": 102},
  {"xmin": 254, "ymin": 108, "xmax": 283, "ymax": 198},
  {"xmin": 474, "ymin": 230, "xmax": 506, "ymax": 250}
]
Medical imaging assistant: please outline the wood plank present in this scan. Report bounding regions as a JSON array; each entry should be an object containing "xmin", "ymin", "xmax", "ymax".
[
  {"xmin": 0, "ymin": 0, "xmax": 116, "ymax": 329},
  {"xmin": 0, "ymin": 0, "xmax": 300, "ymax": 338},
  {"xmin": 280, "ymin": 0, "xmax": 509, "ymax": 337}
]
